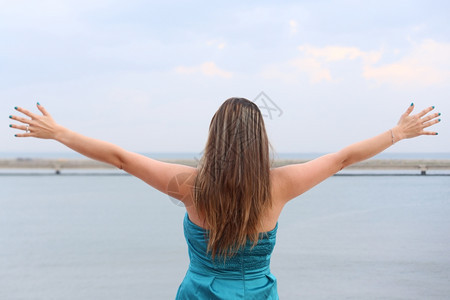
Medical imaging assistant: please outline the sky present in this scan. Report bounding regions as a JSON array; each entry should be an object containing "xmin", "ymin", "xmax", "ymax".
[{"xmin": 1, "ymin": 0, "xmax": 449, "ymax": 156}]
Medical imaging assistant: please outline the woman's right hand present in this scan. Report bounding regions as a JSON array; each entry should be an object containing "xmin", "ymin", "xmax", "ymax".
[
  {"xmin": 9, "ymin": 103, "xmax": 62, "ymax": 139},
  {"xmin": 392, "ymin": 104, "xmax": 441, "ymax": 143}
]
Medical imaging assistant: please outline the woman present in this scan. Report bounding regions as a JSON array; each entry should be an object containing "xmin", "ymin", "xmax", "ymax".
[{"xmin": 9, "ymin": 98, "xmax": 440, "ymax": 299}]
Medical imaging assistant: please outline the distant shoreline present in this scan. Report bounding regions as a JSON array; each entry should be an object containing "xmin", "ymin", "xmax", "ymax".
[
  {"xmin": 1, "ymin": 152, "xmax": 450, "ymax": 160},
  {"xmin": 1, "ymin": 158, "xmax": 450, "ymax": 171}
]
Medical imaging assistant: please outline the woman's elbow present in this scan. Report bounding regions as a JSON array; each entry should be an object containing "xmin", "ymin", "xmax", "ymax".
[
  {"xmin": 333, "ymin": 151, "xmax": 351, "ymax": 171},
  {"xmin": 115, "ymin": 160, "xmax": 124, "ymax": 170},
  {"xmin": 112, "ymin": 148, "xmax": 125, "ymax": 170}
]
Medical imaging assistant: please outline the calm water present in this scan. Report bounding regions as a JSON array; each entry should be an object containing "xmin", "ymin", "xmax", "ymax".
[{"xmin": 1, "ymin": 175, "xmax": 450, "ymax": 299}]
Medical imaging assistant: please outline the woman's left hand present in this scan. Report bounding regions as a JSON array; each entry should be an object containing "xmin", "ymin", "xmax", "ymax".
[{"xmin": 392, "ymin": 104, "xmax": 441, "ymax": 142}]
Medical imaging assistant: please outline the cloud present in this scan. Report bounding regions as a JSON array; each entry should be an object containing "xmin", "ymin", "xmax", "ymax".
[
  {"xmin": 261, "ymin": 44, "xmax": 381, "ymax": 83},
  {"xmin": 261, "ymin": 57, "xmax": 331, "ymax": 84},
  {"xmin": 298, "ymin": 45, "xmax": 381, "ymax": 64},
  {"xmin": 289, "ymin": 58, "xmax": 332, "ymax": 83},
  {"xmin": 289, "ymin": 20, "xmax": 298, "ymax": 35},
  {"xmin": 262, "ymin": 39, "xmax": 450, "ymax": 87},
  {"xmin": 175, "ymin": 61, "xmax": 233, "ymax": 78},
  {"xmin": 206, "ymin": 39, "xmax": 226, "ymax": 50},
  {"xmin": 363, "ymin": 39, "xmax": 450, "ymax": 86},
  {"xmin": 261, "ymin": 45, "xmax": 366, "ymax": 83}
]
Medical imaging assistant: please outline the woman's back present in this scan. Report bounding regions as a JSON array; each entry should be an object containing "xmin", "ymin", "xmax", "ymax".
[{"xmin": 176, "ymin": 213, "xmax": 279, "ymax": 300}]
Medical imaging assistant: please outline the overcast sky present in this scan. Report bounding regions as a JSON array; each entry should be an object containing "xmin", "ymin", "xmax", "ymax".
[{"xmin": 1, "ymin": 0, "xmax": 449, "ymax": 156}]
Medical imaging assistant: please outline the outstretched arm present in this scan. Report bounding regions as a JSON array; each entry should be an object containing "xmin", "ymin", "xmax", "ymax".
[
  {"xmin": 9, "ymin": 103, "xmax": 196, "ymax": 200},
  {"xmin": 271, "ymin": 104, "xmax": 441, "ymax": 203},
  {"xmin": 336, "ymin": 104, "xmax": 440, "ymax": 168}
]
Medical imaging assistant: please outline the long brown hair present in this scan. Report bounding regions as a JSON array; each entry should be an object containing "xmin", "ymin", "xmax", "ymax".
[{"xmin": 194, "ymin": 97, "xmax": 272, "ymax": 259}]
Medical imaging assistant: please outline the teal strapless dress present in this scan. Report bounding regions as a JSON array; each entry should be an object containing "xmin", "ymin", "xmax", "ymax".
[{"xmin": 176, "ymin": 213, "xmax": 279, "ymax": 299}]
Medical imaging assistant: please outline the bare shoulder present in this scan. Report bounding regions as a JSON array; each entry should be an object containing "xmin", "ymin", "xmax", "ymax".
[
  {"xmin": 270, "ymin": 153, "xmax": 343, "ymax": 204},
  {"xmin": 270, "ymin": 166, "xmax": 299, "ymax": 205}
]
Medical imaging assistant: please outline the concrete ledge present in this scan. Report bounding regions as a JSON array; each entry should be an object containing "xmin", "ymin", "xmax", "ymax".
[{"xmin": 1, "ymin": 158, "xmax": 450, "ymax": 170}]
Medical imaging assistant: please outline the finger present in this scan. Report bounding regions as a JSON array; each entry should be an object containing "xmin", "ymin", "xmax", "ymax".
[
  {"xmin": 417, "ymin": 106, "xmax": 435, "ymax": 118},
  {"xmin": 14, "ymin": 132, "xmax": 33, "ymax": 138},
  {"xmin": 421, "ymin": 112, "xmax": 441, "ymax": 123},
  {"xmin": 423, "ymin": 118, "xmax": 441, "ymax": 128},
  {"xmin": 403, "ymin": 102, "xmax": 415, "ymax": 116},
  {"xmin": 421, "ymin": 130, "xmax": 438, "ymax": 136},
  {"xmin": 14, "ymin": 106, "xmax": 39, "ymax": 119},
  {"xmin": 9, "ymin": 114, "xmax": 32, "ymax": 124},
  {"xmin": 37, "ymin": 102, "xmax": 50, "ymax": 117},
  {"xmin": 9, "ymin": 124, "xmax": 29, "ymax": 131}
]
